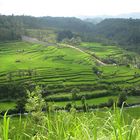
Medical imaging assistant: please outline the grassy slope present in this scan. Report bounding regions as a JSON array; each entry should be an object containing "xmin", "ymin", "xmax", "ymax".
[
  {"xmin": 49, "ymin": 96, "xmax": 140, "ymax": 107},
  {"xmin": 80, "ymin": 42, "xmax": 140, "ymax": 61},
  {"xmin": 0, "ymin": 102, "xmax": 16, "ymax": 111},
  {"xmin": 0, "ymin": 41, "xmax": 140, "ymax": 110},
  {"xmin": 0, "ymin": 41, "xmax": 94, "ymax": 85},
  {"xmin": 0, "ymin": 41, "xmax": 140, "ymax": 140}
]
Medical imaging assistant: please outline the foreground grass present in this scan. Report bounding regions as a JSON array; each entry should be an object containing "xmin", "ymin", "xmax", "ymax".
[{"xmin": 0, "ymin": 107, "xmax": 140, "ymax": 140}]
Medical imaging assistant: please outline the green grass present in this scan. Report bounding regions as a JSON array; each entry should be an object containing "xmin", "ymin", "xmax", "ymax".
[
  {"xmin": 80, "ymin": 42, "xmax": 122, "ymax": 58},
  {"xmin": 47, "ymin": 90, "xmax": 107, "ymax": 98},
  {"xmin": 80, "ymin": 42, "xmax": 140, "ymax": 61},
  {"xmin": 0, "ymin": 107, "xmax": 140, "ymax": 140},
  {"xmin": 127, "ymin": 96, "xmax": 140, "ymax": 104},
  {"xmin": 0, "ymin": 102, "xmax": 16, "ymax": 111},
  {"xmin": 1, "ymin": 41, "xmax": 140, "ymax": 90},
  {"xmin": 0, "ymin": 41, "xmax": 140, "ymax": 110},
  {"xmin": 48, "ymin": 96, "xmax": 140, "ymax": 107},
  {"xmin": 0, "ymin": 31, "xmax": 140, "ymax": 139},
  {"xmin": 125, "ymin": 106, "xmax": 140, "ymax": 119},
  {"xmin": 0, "ymin": 96, "xmax": 139, "ymax": 112},
  {"xmin": 0, "ymin": 42, "xmax": 94, "ymax": 85},
  {"xmin": 49, "ymin": 96, "xmax": 116, "ymax": 106}
]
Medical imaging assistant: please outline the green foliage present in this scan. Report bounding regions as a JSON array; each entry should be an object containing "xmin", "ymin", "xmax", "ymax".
[
  {"xmin": 92, "ymin": 66, "xmax": 100, "ymax": 75},
  {"xmin": 0, "ymin": 15, "xmax": 140, "ymax": 140},
  {"xmin": 65, "ymin": 103, "xmax": 72, "ymax": 111},
  {"xmin": 25, "ymin": 86, "xmax": 47, "ymax": 125},
  {"xmin": 0, "ymin": 106, "xmax": 140, "ymax": 139},
  {"xmin": 0, "ymin": 15, "xmax": 23, "ymax": 41},
  {"xmin": 0, "ymin": 41, "xmax": 95, "ymax": 99},
  {"xmin": 90, "ymin": 18, "xmax": 140, "ymax": 53},
  {"xmin": 0, "ymin": 15, "xmax": 94, "ymax": 41},
  {"xmin": 2, "ymin": 112, "xmax": 10, "ymax": 140},
  {"xmin": 1, "ymin": 15, "xmax": 140, "ymax": 55},
  {"xmin": 81, "ymin": 96, "xmax": 88, "ymax": 112},
  {"xmin": 57, "ymin": 30, "xmax": 73, "ymax": 41},
  {"xmin": 0, "ymin": 102, "xmax": 16, "ymax": 111},
  {"xmin": 0, "ymin": 41, "xmax": 140, "ymax": 113},
  {"xmin": 16, "ymin": 97, "xmax": 27, "ymax": 113},
  {"xmin": 107, "ymin": 98, "xmax": 114, "ymax": 107},
  {"xmin": 71, "ymin": 87, "xmax": 80, "ymax": 101},
  {"xmin": 117, "ymin": 93, "xmax": 127, "ymax": 107}
]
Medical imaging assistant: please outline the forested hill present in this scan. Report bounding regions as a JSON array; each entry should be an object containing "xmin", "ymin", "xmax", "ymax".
[
  {"xmin": 37, "ymin": 16, "xmax": 94, "ymax": 32},
  {"xmin": 0, "ymin": 15, "xmax": 94, "ymax": 41},
  {"xmin": 1, "ymin": 15, "xmax": 140, "ymax": 53},
  {"xmin": 93, "ymin": 18, "xmax": 140, "ymax": 45},
  {"xmin": 91, "ymin": 18, "xmax": 140, "ymax": 53}
]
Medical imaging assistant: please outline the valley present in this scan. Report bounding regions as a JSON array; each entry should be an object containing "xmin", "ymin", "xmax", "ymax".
[
  {"xmin": 0, "ymin": 41, "xmax": 140, "ymax": 112},
  {"xmin": 0, "ymin": 14, "xmax": 140, "ymax": 139}
]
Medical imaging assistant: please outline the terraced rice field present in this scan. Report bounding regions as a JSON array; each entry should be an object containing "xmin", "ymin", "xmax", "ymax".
[{"xmin": 0, "ymin": 41, "xmax": 140, "ymax": 110}]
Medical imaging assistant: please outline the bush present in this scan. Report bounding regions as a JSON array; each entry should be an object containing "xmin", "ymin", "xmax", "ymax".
[
  {"xmin": 107, "ymin": 98, "xmax": 114, "ymax": 107},
  {"xmin": 25, "ymin": 86, "xmax": 47, "ymax": 125},
  {"xmin": 117, "ymin": 93, "xmax": 127, "ymax": 107},
  {"xmin": 16, "ymin": 97, "xmax": 27, "ymax": 113},
  {"xmin": 65, "ymin": 103, "xmax": 72, "ymax": 112}
]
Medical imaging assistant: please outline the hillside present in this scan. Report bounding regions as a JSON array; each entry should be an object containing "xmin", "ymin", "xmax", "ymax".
[
  {"xmin": 93, "ymin": 18, "xmax": 140, "ymax": 45},
  {"xmin": 0, "ymin": 15, "xmax": 94, "ymax": 41},
  {"xmin": 1, "ymin": 15, "xmax": 140, "ymax": 108},
  {"xmin": 1, "ymin": 15, "xmax": 140, "ymax": 54},
  {"xmin": 90, "ymin": 18, "xmax": 140, "ymax": 53},
  {"xmin": 0, "ymin": 40, "xmax": 140, "ymax": 109},
  {"xmin": 0, "ymin": 18, "xmax": 140, "ymax": 139}
]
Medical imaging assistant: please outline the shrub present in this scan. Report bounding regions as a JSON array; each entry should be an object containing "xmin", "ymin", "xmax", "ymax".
[
  {"xmin": 25, "ymin": 86, "xmax": 47, "ymax": 125},
  {"xmin": 65, "ymin": 103, "xmax": 72, "ymax": 112},
  {"xmin": 16, "ymin": 97, "xmax": 27, "ymax": 113},
  {"xmin": 107, "ymin": 98, "xmax": 114, "ymax": 107},
  {"xmin": 117, "ymin": 93, "xmax": 127, "ymax": 107}
]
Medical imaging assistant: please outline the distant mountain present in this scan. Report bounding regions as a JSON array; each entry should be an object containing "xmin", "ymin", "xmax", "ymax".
[
  {"xmin": 79, "ymin": 12, "xmax": 140, "ymax": 19},
  {"xmin": 116, "ymin": 12, "xmax": 140, "ymax": 19},
  {"xmin": 79, "ymin": 12, "xmax": 140, "ymax": 24},
  {"xmin": 83, "ymin": 18, "xmax": 104, "ymax": 24}
]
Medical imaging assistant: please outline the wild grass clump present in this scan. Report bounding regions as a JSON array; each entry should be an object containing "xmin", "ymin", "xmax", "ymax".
[
  {"xmin": 0, "ymin": 107, "xmax": 140, "ymax": 140},
  {"xmin": 1, "ymin": 112, "xmax": 10, "ymax": 140}
]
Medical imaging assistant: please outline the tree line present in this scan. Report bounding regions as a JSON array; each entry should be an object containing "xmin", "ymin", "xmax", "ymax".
[{"xmin": 1, "ymin": 15, "xmax": 140, "ymax": 53}]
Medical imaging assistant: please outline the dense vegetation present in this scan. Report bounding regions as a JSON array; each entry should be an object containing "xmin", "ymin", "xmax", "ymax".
[
  {"xmin": 0, "ymin": 15, "xmax": 23, "ymax": 41},
  {"xmin": 91, "ymin": 18, "xmax": 140, "ymax": 53},
  {"xmin": 0, "ymin": 15, "xmax": 93, "ymax": 41},
  {"xmin": 0, "ymin": 14, "xmax": 140, "ymax": 140},
  {"xmin": 1, "ymin": 15, "xmax": 140, "ymax": 54},
  {"xmin": 0, "ymin": 87, "xmax": 140, "ymax": 140},
  {"xmin": 0, "ymin": 41, "xmax": 140, "ymax": 111}
]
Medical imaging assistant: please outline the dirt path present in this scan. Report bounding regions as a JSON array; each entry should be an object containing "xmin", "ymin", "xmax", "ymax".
[{"xmin": 63, "ymin": 44, "xmax": 107, "ymax": 66}]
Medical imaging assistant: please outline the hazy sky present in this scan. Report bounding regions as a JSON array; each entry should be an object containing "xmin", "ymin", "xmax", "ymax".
[{"xmin": 0, "ymin": 0, "xmax": 140, "ymax": 17}]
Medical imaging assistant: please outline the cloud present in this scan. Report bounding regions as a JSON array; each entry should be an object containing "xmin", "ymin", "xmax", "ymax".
[{"xmin": 0, "ymin": 0, "xmax": 140, "ymax": 16}]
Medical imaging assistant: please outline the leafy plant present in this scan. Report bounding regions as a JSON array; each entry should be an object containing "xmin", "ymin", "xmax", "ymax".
[{"xmin": 2, "ymin": 112, "xmax": 10, "ymax": 140}]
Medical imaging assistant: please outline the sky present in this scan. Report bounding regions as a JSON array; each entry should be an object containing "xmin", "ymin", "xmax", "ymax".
[{"xmin": 0, "ymin": 0, "xmax": 140, "ymax": 17}]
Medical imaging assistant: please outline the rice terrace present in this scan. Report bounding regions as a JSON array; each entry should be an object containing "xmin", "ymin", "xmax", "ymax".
[{"xmin": 0, "ymin": 4, "xmax": 140, "ymax": 140}]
